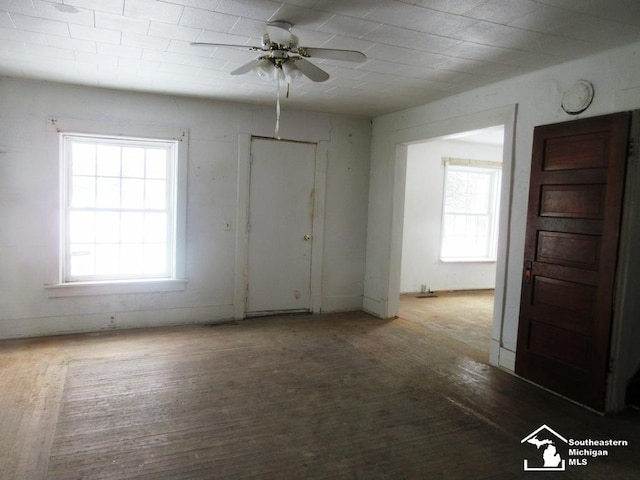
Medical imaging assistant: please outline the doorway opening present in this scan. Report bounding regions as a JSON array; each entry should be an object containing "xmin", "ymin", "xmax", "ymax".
[{"xmin": 398, "ymin": 126, "xmax": 505, "ymax": 361}]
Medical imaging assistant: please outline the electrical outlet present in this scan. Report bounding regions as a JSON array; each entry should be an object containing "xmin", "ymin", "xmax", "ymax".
[{"xmin": 224, "ymin": 220, "xmax": 232, "ymax": 231}]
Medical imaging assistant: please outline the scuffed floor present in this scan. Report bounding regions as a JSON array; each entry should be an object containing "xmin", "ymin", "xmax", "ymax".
[{"xmin": 1, "ymin": 300, "xmax": 638, "ymax": 479}]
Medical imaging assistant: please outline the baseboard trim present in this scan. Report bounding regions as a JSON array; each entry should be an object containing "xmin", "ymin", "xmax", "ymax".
[
  {"xmin": 499, "ymin": 347, "xmax": 516, "ymax": 371},
  {"xmin": 321, "ymin": 294, "xmax": 363, "ymax": 313},
  {"xmin": 362, "ymin": 295, "xmax": 386, "ymax": 318}
]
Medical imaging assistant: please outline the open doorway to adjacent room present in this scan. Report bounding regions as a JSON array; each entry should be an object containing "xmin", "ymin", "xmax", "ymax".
[{"xmin": 398, "ymin": 126, "xmax": 505, "ymax": 360}]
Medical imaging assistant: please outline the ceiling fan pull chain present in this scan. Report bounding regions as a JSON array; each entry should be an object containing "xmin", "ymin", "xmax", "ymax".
[{"xmin": 275, "ymin": 70, "xmax": 281, "ymax": 140}]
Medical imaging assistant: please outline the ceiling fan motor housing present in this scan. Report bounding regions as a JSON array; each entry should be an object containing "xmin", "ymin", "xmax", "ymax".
[{"xmin": 266, "ymin": 20, "xmax": 293, "ymax": 46}]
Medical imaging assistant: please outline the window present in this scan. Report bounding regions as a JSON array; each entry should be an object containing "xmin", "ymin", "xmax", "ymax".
[
  {"xmin": 440, "ymin": 160, "xmax": 501, "ymax": 262},
  {"xmin": 62, "ymin": 134, "xmax": 178, "ymax": 282}
]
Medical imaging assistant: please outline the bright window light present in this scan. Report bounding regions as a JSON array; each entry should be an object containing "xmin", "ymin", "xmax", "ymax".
[
  {"xmin": 440, "ymin": 162, "xmax": 501, "ymax": 262},
  {"xmin": 62, "ymin": 134, "xmax": 178, "ymax": 282}
]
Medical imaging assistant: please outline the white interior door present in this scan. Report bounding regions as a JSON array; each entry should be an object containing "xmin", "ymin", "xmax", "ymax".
[{"xmin": 247, "ymin": 138, "xmax": 316, "ymax": 315}]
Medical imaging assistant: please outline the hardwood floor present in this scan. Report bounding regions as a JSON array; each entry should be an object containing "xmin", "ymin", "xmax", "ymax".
[
  {"xmin": 399, "ymin": 290, "xmax": 494, "ymax": 358},
  {"xmin": 1, "ymin": 294, "xmax": 639, "ymax": 479}
]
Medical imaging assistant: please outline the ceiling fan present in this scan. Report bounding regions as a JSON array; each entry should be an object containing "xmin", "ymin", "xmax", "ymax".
[{"xmin": 191, "ymin": 20, "xmax": 367, "ymax": 83}]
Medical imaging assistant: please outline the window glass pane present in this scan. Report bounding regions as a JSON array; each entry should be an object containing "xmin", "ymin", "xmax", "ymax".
[
  {"xmin": 143, "ymin": 244, "xmax": 167, "ymax": 274},
  {"xmin": 72, "ymin": 143, "xmax": 96, "ymax": 175},
  {"xmin": 466, "ymin": 173, "xmax": 491, "ymax": 214},
  {"xmin": 96, "ymin": 145, "xmax": 121, "ymax": 177},
  {"xmin": 96, "ymin": 177, "xmax": 121, "ymax": 208},
  {"xmin": 122, "ymin": 147, "xmax": 145, "ymax": 177},
  {"xmin": 444, "ymin": 171, "xmax": 466, "ymax": 212},
  {"xmin": 70, "ymin": 244, "xmax": 94, "ymax": 276},
  {"xmin": 121, "ymin": 178, "xmax": 145, "ymax": 209},
  {"xmin": 443, "ymin": 214, "xmax": 454, "ymax": 233},
  {"xmin": 120, "ymin": 244, "xmax": 144, "ymax": 274},
  {"xmin": 146, "ymin": 149, "xmax": 167, "ymax": 179},
  {"xmin": 95, "ymin": 244, "xmax": 120, "ymax": 275},
  {"xmin": 121, "ymin": 212, "xmax": 144, "ymax": 243},
  {"xmin": 477, "ymin": 216, "xmax": 489, "ymax": 236},
  {"xmin": 69, "ymin": 211, "xmax": 95, "ymax": 243},
  {"xmin": 453, "ymin": 214, "xmax": 466, "ymax": 236},
  {"xmin": 71, "ymin": 176, "xmax": 95, "ymax": 208},
  {"xmin": 145, "ymin": 179, "xmax": 166, "ymax": 209},
  {"xmin": 451, "ymin": 236, "xmax": 464, "ymax": 255},
  {"xmin": 95, "ymin": 211, "xmax": 120, "ymax": 243},
  {"xmin": 465, "ymin": 215, "xmax": 478, "ymax": 235},
  {"xmin": 144, "ymin": 213, "xmax": 167, "ymax": 243}
]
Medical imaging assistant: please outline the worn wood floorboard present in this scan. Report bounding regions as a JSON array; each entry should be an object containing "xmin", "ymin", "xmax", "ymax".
[
  {"xmin": 1, "ymin": 293, "xmax": 638, "ymax": 479},
  {"xmin": 398, "ymin": 290, "xmax": 494, "ymax": 359}
]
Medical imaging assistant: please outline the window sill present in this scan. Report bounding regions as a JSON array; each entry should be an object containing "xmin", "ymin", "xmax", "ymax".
[{"xmin": 44, "ymin": 279, "xmax": 188, "ymax": 298}]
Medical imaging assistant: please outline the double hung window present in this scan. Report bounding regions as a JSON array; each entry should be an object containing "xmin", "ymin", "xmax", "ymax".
[
  {"xmin": 62, "ymin": 134, "xmax": 178, "ymax": 282},
  {"xmin": 440, "ymin": 160, "xmax": 501, "ymax": 262}
]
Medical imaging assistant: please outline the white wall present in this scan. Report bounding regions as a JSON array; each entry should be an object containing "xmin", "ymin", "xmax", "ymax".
[
  {"xmin": 0, "ymin": 78, "xmax": 371, "ymax": 339},
  {"xmin": 401, "ymin": 139, "xmax": 502, "ymax": 293},
  {"xmin": 364, "ymin": 39, "xmax": 640, "ymax": 386}
]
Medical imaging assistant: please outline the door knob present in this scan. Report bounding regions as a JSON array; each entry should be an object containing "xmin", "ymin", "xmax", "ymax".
[{"xmin": 304, "ymin": 234, "xmax": 311, "ymax": 241}]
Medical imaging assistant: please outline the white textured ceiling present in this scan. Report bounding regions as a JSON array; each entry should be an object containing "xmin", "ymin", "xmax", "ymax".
[{"xmin": 2, "ymin": 0, "xmax": 640, "ymax": 116}]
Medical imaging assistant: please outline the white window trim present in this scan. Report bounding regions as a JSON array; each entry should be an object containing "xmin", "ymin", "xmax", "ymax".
[
  {"xmin": 440, "ymin": 157, "xmax": 502, "ymax": 263},
  {"xmin": 45, "ymin": 279, "xmax": 188, "ymax": 298},
  {"xmin": 45, "ymin": 117, "xmax": 188, "ymax": 297}
]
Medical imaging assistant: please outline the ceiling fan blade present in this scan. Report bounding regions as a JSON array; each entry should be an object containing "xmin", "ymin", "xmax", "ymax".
[
  {"xmin": 230, "ymin": 58, "xmax": 264, "ymax": 76},
  {"xmin": 293, "ymin": 58, "xmax": 330, "ymax": 82},
  {"xmin": 190, "ymin": 42, "xmax": 262, "ymax": 52},
  {"xmin": 297, "ymin": 47, "xmax": 366, "ymax": 63}
]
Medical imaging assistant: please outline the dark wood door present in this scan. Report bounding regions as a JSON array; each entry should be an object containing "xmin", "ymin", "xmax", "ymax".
[{"xmin": 515, "ymin": 112, "xmax": 631, "ymax": 411}]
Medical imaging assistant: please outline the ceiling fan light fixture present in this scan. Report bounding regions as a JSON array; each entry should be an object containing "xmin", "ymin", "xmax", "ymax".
[
  {"xmin": 281, "ymin": 61, "xmax": 303, "ymax": 84},
  {"xmin": 253, "ymin": 59, "xmax": 276, "ymax": 79}
]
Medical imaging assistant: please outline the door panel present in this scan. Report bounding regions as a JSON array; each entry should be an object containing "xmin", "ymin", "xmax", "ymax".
[
  {"xmin": 527, "ymin": 320, "xmax": 590, "ymax": 368},
  {"xmin": 536, "ymin": 231, "xmax": 600, "ymax": 269},
  {"xmin": 247, "ymin": 138, "xmax": 316, "ymax": 315},
  {"xmin": 544, "ymin": 133, "xmax": 610, "ymax": 169},
  {"xmin": 515, "ymin": 112, "xmax": 630, "ymax": 411},
  {"xmin": 539, "ymin": 184, "xmax": 605, "ymax": 218}
]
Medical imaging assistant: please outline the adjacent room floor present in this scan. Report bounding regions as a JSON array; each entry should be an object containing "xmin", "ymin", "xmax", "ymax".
[
  {"xmin": 399, "ymin": 289, "xmax": 494, "ymax": 358},
  {"xmin": 1, "ymin": 292, "xmax": 638, "ymax": 479}
]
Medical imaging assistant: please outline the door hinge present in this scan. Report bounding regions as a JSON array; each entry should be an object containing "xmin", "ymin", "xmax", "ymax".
[{"xmin": 629, "ymin": 138, "xmax": 635, "ymax": 158}]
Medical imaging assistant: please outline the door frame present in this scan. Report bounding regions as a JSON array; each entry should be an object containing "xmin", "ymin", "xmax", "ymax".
[
  {"xmin": 234, "ymin": 134, "xmax": 328, "ymax": 319},
  {"xmin": 607, "ymin": 110, "xmax": 640, "ymax": 412},
  {"xmin": 384, "ymin": 105, "xmax": 518, "ymax": 371}
]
